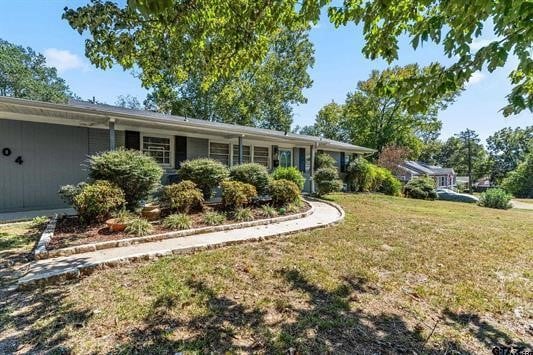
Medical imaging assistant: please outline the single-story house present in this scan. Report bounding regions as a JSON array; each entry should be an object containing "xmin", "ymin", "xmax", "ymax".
[
  {"xmin": 0, "ymin": 97, "xmax": 375, "ymax": 212},
  {"xmin": 397, "ymin": 161, "xmax": 456, "ymax": 188}
]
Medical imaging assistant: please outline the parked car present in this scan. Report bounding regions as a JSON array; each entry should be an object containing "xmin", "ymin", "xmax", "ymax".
[{"xmin": 436, "ymin": 188, "xmax": 479, "ymax": 203}]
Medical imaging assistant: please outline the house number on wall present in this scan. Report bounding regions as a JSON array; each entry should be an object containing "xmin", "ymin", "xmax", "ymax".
[{"xmin": 2, "ymin": 147, "xmax": 23, "ymax": 165}]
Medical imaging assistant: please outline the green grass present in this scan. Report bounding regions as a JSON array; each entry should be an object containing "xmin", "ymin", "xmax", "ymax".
[
  {"xmin": 1, "ymin": 194, "xmax": 532, "ymax": 354},
  {"xmin": 0, "ymin": 222, "xmax": 40, "ymax": 257}
]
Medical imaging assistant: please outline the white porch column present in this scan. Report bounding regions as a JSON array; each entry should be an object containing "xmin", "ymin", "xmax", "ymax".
[{"xmin": 109, "ymin": 118, "xmax": 116, "ymax": 150}]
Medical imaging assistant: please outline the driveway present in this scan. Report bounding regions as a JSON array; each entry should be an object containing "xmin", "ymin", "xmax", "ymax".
[{"xmin": 511, "ymin": 200, "xmax": 533, "ymax": 210}]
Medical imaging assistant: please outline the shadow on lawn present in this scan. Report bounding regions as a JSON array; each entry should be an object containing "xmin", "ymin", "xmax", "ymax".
[
  {"xmin": 0, "ymin": 286, "xmax": 93, "ymax": 354},
  {"xmin": 111, "ymin": 269, "xmax": 472, "ymax": 354}
]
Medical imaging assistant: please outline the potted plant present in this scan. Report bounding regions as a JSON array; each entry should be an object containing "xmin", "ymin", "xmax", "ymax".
[
  {"xmin": 141, "ymin": 202, "xmax": 161, "ymax": 221},
  {"xmin": 106, "ymin": 209, "xmax": 134, "ymax": 232}
]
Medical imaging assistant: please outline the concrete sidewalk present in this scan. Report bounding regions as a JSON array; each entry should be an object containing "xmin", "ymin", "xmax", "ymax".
[
  {"xmin": 17, "ymin": 199, "xmax": 343, "ymax": 288},
  {"xmin": 0, "ymin": 208, "xmax": 73, "ymax": 223}
]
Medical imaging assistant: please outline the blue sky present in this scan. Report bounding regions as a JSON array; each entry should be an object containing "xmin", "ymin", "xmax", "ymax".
[{"xmin": 0, "ymin": 1, "xmax": 530, "ymax": 142}]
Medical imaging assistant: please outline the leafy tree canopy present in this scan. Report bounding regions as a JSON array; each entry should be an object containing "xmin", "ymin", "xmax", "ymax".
[
  {"xmin": 65, "ymin": 0, "xmax": 532, "ymax": 116},
  {"xmin": 486, "ymin": 126, "xmax": 532, "ymax": 183},
  {"xmin": 0, "ymin": 39, "xmax": 73, "ymax": 102},
  {"xmin": 143, "ymin": 28, "xmax": 314, "ymax": 131},
  {"xmin": 299, "ymin": 65, "xmax": 452, "ymax": 155}
]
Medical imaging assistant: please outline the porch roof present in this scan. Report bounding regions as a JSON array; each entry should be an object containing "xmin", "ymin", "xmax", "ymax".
[{"xmin": 0, "ymin": 96, "xmax": 376, "ymax": 154}]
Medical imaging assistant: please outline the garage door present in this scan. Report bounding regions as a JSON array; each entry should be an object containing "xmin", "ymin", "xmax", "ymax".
[{"xmin": 0, "ymin": 119, "xmax": 90, "ymax": 212}]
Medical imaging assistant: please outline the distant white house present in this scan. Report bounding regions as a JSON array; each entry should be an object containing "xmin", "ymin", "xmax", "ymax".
[{"xmin": 397, "ymin": 161, "xmax": 456, "ymax": 188}]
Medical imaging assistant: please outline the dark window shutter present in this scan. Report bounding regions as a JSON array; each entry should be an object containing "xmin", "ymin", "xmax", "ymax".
[
  {"xmin": 125, "ymin": 130, "xmax": 140, "ymax": 150},
  {"xmin": 299, "ymin": 148, "xmax": 306, "ymax": 173},
  {"xmin": 175, "ymin": 136, "xmax": 187, "ymax": 168},
  {"xmin": 340, "ymin": 152, "xmax": 346, "ymax": 172},
  {"xmin": 272, "ymin": 145, "xmax": 279, "ymax": 168}
]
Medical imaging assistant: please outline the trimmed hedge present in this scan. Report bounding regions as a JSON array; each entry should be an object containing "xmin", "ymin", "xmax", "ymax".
[
  {"xmin": 88, "ymin": 148, "xmax": 163, "ymax": 208},
  {"xmin": 314, "ymin": 167, "xmax": 343, "ymax": 196},
  {"xmin": 403, "ymin": 176, "xmax": 437, "ymax": 200},
  {"xmin": 229, "ymin": 163, "xmax": 270, "ymax": 195},
  {"xmin": 269, "ymin": 179, "xmax": 301, "ymax": 206},
  {"xmin": 346, "ymin": 158, "xmax": 401, "ymax": 196},
  {"xmin": 163, "ymin": 180, "xmax": 204, "ymax": 213},
  {"xmin": 271, "ymin": 166, "xmax": 305, "ymax": 190},
  {"xmin": 315, "ymin": 153, "xmax": 336, "ymax": 169},
  {"xmin": 221, "ymin": 180, "xmax": 257, "ymax": 209},
  {"xmin": 177, "ymin": 158, "xmax": 229, "ymax": 198},
  {"xmin": 478, "ymin": 188, "xmax": 512, "ymax": 209},
  {"xmin": 72, "ymin": 180, "xmax": 125, "ymax": 223}
]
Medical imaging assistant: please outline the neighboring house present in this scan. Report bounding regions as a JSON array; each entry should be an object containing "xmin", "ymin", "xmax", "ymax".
[
  {"xmin": 397, "ymin": 161, "xmax": 456, "ymax": 188},
  {"xmin": 0, "ymin": 97, "xmax": 375, "ymax": 212}
]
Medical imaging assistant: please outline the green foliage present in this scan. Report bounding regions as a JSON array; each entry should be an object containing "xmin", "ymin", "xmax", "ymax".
[
  {"xmin": 229, "ymin": 163, "xmax": 270, "ymax": 195},
  {"xmin": 162, "ymin": 180, "xmax": 204, "ymax": 213},
  {"xmin": 260, "ymin": 205, "xmax": 278, "ymax": 218},
  {"xmin": 163, "ymin": 213, "xmax": 193, "ymax": 230},
  {"xmin": 300, "ymin": 65, "xmax": 449, "ymax": 154},
  {"xmin": 177, "ymin": 158, "xmax": 229, "ymax": 199},
  {"xmin": 203, "ymin": 211, "xmax": 226, "ymax": 226},
  {"xmin": 487, "ymin": 126, "xmax": 532, "ymax": 183},
  {"xmin": 221, "ymin": 180, "xmax": 257, "ymax": 210},
  {"xmin": 271, "ymin": 166, "xmax": 305, "ymax": 190},
  {"xmin": 379, "ymin": 172, "xmax": 402, "ymax": 197},
  {"xmin": 113, "ymin": 209, "xmax": 136, "ymax": 224},
  {"xmin": 269, "ymin": 179, "xmax": 301, "ymax": 206},
  {"xmin": 314, "ymin": 167, "xmax": 343, "ymax": 197},
  {"xmin": 478, "ymin": 189, "xmax": 512, "ymax": 210},
  {"xmin": 72, "ymin": 181, "xmax": 126, "ymax": 223},
  {"xmin": 286, "ymin": 203, "xmax": 300, "ymax": 214},
  {"xmin": 501, "ymin": 153, "xmax": 533, "ymax": 198},
  {"xmin": 403, "ymin": 177, "xmax": 437, "ymax": 200},
  {"xmin": 88, "ymin": 148, "xmax": 163, "ymax": 208},
  {"xmin": 125, "ymin": 217, "xmax": 153, "ymax": 237},
  {"xmin": 346, "ymin": 158, "xmax": 373, "ymax": 192},
  {"xmin": 0, "ymin": 39, "xmax": 73, "ymax": 102},
  {"xmin": 30, "ymin": 216, "xmax": 49, "ymax": 229},
  {"xmin": 233, "ymin": 208, "xmax": 254, "ymax": 222},
  {"xmin": 58, "ymin": 182, "xmax": 87, "ymax": 205},
  {"xmin": 315, "ymin": 153, "xmax": 337, "ymax": 170}
]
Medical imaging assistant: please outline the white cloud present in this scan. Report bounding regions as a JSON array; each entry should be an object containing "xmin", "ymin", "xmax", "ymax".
[
  {"xmin": 466, "ymin": 71, "xmax": 485, "ymax": 86},
  {"xmin": 43, "ymin": 48, "xmax": 88, "ymax": 73}
]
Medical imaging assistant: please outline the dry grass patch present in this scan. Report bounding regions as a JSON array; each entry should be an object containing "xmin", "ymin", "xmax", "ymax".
[{"xmin": 1, "ymin": 194, "xmax": 532, "ymax": 353}]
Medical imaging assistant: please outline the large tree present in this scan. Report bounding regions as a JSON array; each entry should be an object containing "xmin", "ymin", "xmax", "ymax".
[
  {"xmin": 486, "ymin": 126, "xmax": 532, "ymax": 183},
  {"xmin": 301, "ymin": 65, "xmax": 452, "ymax": 155},
  {"xmin": 66, "ymin": 0, "xmax": 532, "ymax": 116},
  {"xmin": 143, "ymin": 28, "xmax": 314, "ymax": 131},
  {"xmin": 0, "ymin": 39, "xmax": 73, "ymax": 102}
]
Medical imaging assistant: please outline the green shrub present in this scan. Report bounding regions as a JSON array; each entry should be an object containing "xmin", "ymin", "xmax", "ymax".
[
  {"xmin": 269, "ymin": 179, "xmax": 301, "ymax": 206},
  {"xmin": 314, "ymin": 167, "xmax": 343, "ymax": 196},
  {"xmin": 403, "ymin": 176, "xmax": 437, "ymax": 200},
  {"xmin": 346, "ymin": 158, "xmax": 373, "ymax": 192},
  {"xmin": 58, "ymin": 182, "xmax": 87, "ymax": 205},
  {"xmin": 260, "ymin": 204, "xmax": 278, "ymax": 218},
  {"xmin": 315, "ymin": 153, "xmax": 336, "ymax": 169},
  {"xmin": 233, "ymin": 207, "xmax": 254, "ymax": 222},
  {"xmin": 177, "ymin": 158, "xmax": 229, "ymax": 198},
  {"xmin": 72, "ymin": 180, "xmax": 126, "ymax": 223},
  {"xmin": 478, "ymin": 188, "xmax": 512, "ymax": 209},
  {"xmin": 88, "ymin": 148, "xmax": 163, "ymax": 208},
  {"xmin": 229, "ymin": 163, "xmax": 270, "ymax": 195},
  {"xmin": 378, "ymin": 169, "xmax": 402, "ymax": 196},
  {"xmin": 501, "ymin": 153, "xmax": 533, "ymax": 198},
  {"xmin": 125, "ymin": 217, "xmax": 153, "ymax": 236},
  {"xmin": 221, "ymin": 180, "xmax": 257, "ymax": 209},
  {"xmin": 203, "ymin": 211, "xmax": 226, "ymax": 226},
  {"xmin": 163, "ymin": 180, "xmax": 204, "ymax": 213},
  {"xmin": 286, "ymin": 203, "xmax": 300, "ymax": 214},
  {"xmin": 271, "ymin": 166, "xmax": 305, "ymax": 190},
  {"xmin": 113, "ymin": 209, "xmax": 136, "ymax": 223},
  {"xmin": 163, "ymin": 213, "xmax": 193, "ymax": 230},
  {"xmin": 30, "ymin": 216, "xmax": 49, "ymax": 228}
]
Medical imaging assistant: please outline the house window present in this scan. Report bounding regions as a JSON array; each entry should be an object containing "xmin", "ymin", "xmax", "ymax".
[
  {"xmin": 210, "ymin": 142, "xmax": 230, "ymax": 165},
  {"xmin": 253, "ymin": 146, "xmax": 269, "ymax": 167},
  {"xmin": 438, "ymin": 176, "xmax": 446, "ymax": 187},
  {"xmin": 142, "ymin": 135, "xmax": 171, "ymax": 165},
  {"xmin": 232, "ymin": 144, "xmax": 251, "ymax": 164},
  {"xmin": 279, "ymin": 149, "xmax": 292, "ymax": 168}
]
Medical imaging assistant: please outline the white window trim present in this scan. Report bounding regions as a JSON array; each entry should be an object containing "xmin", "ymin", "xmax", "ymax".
[
  {"xmin": 278, "ymin": 147, "xmax": 293, "ymax": 168},
  {"xmin": 140, "ymin": 133, "xmax": 174, "ymax": 168}
]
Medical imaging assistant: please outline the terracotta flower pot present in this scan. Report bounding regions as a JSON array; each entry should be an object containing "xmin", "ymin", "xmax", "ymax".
[
  {"xmin": 106, "ymin": 218, "xmax": 127, "ymax": 232},
  {"xmin": 141, "ymin": 203, "xmax": 161, "ymax": 221}
]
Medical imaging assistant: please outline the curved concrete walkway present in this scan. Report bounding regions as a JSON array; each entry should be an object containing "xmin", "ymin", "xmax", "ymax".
[
  {"xmin": 511, "ymin": 200, "xmax": 533, "ymax": 210},
  {"xmin": 17, "ymin": 199, "xmax": 343, "ymax": 288}
]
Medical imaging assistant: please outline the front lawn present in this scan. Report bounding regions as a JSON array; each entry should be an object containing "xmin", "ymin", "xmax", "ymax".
[{"xmin": 1, "ymin": 194, "xmax": 531, "ymax": 353}]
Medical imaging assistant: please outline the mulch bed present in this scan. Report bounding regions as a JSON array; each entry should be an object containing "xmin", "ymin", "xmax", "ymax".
[{"xmin": 48, "ymin": 202, "xmax": 311, "ymax": 251}]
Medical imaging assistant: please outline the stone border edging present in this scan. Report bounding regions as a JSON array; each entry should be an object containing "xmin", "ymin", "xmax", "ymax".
[
  {"xmin": 33, "ymin": 214, "xmax": 57, "ymax": 258},
  {"xmin": 18, "ymin": 199, "xmax": 345, "ymax": 289},
  {"xmin": 35, "ymin": 202, "xmax": 315, "ymax": 260}
]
